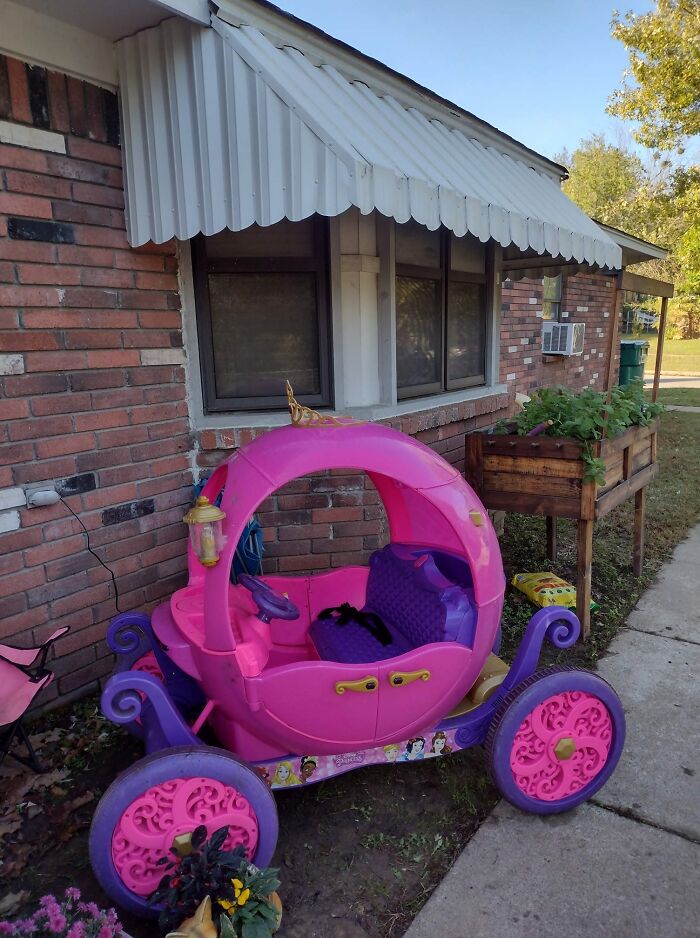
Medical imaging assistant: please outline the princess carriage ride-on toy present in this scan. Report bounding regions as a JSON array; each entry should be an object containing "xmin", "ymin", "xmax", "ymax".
[{"xmin": 90, "ymin": 390, "xmax": 626, "ymax": 916}]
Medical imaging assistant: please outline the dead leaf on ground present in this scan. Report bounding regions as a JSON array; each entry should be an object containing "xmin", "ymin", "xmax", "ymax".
[
  {"xmin": 0, "ymin": 890, "xmax": 28, "ymax": 916},
  {"xmin": 0, "ymin": 816, "xmax": 22, "ymax": 840}
]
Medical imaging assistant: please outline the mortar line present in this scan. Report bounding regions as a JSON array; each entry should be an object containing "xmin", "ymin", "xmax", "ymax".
[{"xmin": 590, "ymin": 800, "xmax": 700, "ymax": 846}]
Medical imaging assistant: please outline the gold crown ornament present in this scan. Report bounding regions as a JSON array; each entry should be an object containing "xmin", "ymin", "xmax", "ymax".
[{"xmin": 285, "ymin": 381, "xmax": 359, "ymax": 428}]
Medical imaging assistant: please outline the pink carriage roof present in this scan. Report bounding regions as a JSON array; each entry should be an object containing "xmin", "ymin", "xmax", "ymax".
[{"xmin": 201, "ymin": 421, "xmax": 504, "ymax": 650}]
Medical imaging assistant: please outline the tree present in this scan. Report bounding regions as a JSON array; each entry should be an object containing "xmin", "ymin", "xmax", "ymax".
[
  {"xmin": 554, "ymin": 135, "xmax": 646, "ymax": 230},
  {"xmin": 608, "ymin": 1, "xmax": 700, "ymax": 152}
]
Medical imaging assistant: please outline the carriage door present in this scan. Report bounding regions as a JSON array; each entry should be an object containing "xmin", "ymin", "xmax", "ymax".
[{"xmin": 374, "ymin": 645, "xmax": 473, "ymax": 741}]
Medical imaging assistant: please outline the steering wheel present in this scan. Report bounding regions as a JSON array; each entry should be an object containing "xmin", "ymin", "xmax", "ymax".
[{"xmin": 238, "ymin": 574, "xmax": 300, "ymax": 623}]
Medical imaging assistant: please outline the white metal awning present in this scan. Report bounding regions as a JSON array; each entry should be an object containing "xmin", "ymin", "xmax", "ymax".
[{"xmin": 117, "ymin": 15, "xmax": 621, "ymax": 270}]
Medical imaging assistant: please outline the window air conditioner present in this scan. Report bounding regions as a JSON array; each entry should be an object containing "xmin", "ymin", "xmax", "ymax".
[{"xmin": 542, "ymin": 321, "xmax": 585, "ymax": 356}]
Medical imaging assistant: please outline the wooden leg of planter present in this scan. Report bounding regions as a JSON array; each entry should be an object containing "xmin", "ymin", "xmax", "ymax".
[
  {"xmin": 576, "ymin": 518, "xmax": 593, "ymax": 639},
  {"xmin": 546, "ymin": 516, "xmax": 557, "ymax": 561},
  {"xmin": 633, "ymin": 487, "xmax": 646, "ymax": 576}
]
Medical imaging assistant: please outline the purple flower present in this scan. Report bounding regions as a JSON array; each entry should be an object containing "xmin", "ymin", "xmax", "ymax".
[
  {"xmin": 47, "ymin": 909, "xmax": 67, "ymax": 934},
  {"xmin": 65, "ymin": 888, "xmax": 81, "ymax": 902},
  {"xmin": 66, "ymin": 923, "xmax": 87, "ymax": 938},
  {"xmin": 0, "ymin": 923, "xmax": 15, "ymax": 936}
]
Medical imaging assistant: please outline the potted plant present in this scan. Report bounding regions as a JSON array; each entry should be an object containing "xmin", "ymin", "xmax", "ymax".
[{"xmin": 151, "ymin": 826, "xmax": 281, "ymax": 938}]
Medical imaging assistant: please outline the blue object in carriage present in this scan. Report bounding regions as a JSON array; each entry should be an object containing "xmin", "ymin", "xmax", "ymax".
[{"xmin": 193, "ymin": 480, "xmax": 264, "ymax": 582}]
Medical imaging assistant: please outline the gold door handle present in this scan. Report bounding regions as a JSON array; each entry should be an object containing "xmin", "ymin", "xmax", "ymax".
[
  {"xmin": 389, "ymin": 669, "xmax": 431, "ymax": 687},
  {"xmin": 335, "ymin": 675, "xmax": 378, "ymax": 695}
]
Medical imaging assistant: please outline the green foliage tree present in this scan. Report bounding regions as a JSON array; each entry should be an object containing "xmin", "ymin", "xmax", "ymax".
[{"xmin": 607, "ymin": 0, "xmax": 700, "ymax": 152}]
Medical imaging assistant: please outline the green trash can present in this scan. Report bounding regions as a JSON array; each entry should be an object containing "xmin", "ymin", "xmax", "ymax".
[{"xmin": 619, "ymin": 340, "xmax": 649, "ymax": 386}]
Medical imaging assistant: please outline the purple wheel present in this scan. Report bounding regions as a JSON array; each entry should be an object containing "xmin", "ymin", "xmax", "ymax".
[
  {"xmin": 486, "ymin": 666, "xmax": 625, "ymax": 815},
  {"xmin": 89, "ymin": 746, "xmax": 278, "ymax": 917}
]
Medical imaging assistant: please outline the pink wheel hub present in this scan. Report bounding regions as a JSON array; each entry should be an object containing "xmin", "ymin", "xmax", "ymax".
[
  {"xmin": 510, "ymin": 691, "xmax": 613, "ymax": 801},
  {"xmin": 112, "ymin": 777, "xmax": 259, "ymax": 896}
]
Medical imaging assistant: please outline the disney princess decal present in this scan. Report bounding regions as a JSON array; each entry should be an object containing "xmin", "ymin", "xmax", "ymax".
[
  {"xmin": 271, "ymin": 760, "xmax": 301, "ymax": 786},
  {"xmin": 429, "ymin": 731, "xmax": 452, "ymax": 756},
  {"xmin": 300, "ymin": 756, "xmax": 318, "ymax": 782},
  {"xmin": 400, "ymin": 737, "xmax": 426, "ymax": 761}
]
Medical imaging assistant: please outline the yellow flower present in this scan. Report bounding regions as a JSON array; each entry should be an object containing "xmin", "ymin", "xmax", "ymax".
[
  {"xmin": 218, "ymin": 898, "xmax": 234, "ymax": 912},
  {"xmin": 232, "ymin": 879, "xmax": 243, "ymax": 895},
  {"xmin": 237, "ymin": 888, "xmax": 250, "ymax": 907}
]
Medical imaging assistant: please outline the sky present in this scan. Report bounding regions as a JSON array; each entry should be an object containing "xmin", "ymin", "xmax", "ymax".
[{"xmin": 271, "ymin": 0, "xmax": 655, "ymax": 163}]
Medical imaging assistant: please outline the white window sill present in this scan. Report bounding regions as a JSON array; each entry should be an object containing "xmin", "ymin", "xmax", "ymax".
[{"xmin": 194, "ymin": 384, "xmax": 509, "ymax": 430}]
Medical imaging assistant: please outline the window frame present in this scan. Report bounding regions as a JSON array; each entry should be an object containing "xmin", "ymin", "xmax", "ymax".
[
  {"xmin": 395, "ymin": 228, "xmax": 487, "ymax": 400},
  {"xmin": 192, "ymin": 217, "xmax": 333, "ymax": 414},
  {"xmin": 542, "ymin": 273, "xmax": 565, "ymax": 322}
]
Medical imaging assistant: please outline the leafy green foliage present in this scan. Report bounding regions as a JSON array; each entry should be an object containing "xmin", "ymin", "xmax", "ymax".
[
  {"xmin": 512, "ymin": 382, "xmax": 663, "ymax": 484},
  {"xmin": 608, "ymin": 0, "xmax": 700, "ymax": 152}
]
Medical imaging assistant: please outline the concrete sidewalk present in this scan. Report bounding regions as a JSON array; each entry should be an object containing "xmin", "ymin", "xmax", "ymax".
[{"xmin": 405, "ymin": 525, "xmax": 700, "ymax": 938}]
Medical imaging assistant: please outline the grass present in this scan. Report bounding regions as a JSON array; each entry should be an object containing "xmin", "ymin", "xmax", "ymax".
[
  {"xmin": 3, "ymin": 411, "xmax": 700, "ymax": 938},
  {"xmin": 653, "ymin": 387, "xmax": 700, "ymax": 407},
  {"xmin": 643, "ymin": 336, "xmax": 700, "ymax": 374}
]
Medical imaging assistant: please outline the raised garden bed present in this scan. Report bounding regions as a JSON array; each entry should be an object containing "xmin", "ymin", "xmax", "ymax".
[{"xmin": 466, "ymin": 418, "xmax": 659, "ymax": 635}]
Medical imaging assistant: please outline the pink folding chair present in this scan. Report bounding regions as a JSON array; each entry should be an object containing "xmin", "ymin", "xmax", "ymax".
[
  {"xmin": 0, "ymin": 661, "xmax": 53, "ymax": 771},
  {"xmin": 0, "ymin": 625, "xmax": 70, "ymax": 675},
  {"xmin": 0, "ymin": 626, "xmax": 69, "ymax": 772}
]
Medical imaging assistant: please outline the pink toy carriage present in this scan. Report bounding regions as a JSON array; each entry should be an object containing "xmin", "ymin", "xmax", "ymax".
[{"xmin": 90, "ymin": 409, "xmax": 625, "ymax": 916}]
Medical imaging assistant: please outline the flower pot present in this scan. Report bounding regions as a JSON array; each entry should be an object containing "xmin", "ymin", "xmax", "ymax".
[{"xmin": 268, "ymin": 891, "xmax": 283, "ymax": 933}]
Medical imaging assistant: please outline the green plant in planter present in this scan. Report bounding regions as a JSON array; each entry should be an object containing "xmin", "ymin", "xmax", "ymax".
[
  {"xmin": 511, "ymin": 381, "xmax": 663, "ymax": 485},
  {"xmin": 150, "ymin": 825, "xmax": 279, "ymax": 937}
]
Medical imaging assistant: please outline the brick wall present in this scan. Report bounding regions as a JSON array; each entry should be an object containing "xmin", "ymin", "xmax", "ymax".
[
  {"xmin": 0, "ymin": 56, "xmax": 193, "ymax": 704},
  {"xmin": 500, "ymin": 272, "xmax": 617, "ymax": 394}
]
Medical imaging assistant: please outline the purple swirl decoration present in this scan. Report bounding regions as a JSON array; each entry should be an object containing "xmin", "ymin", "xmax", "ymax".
[
  {"xmin": 106, "ymin": 612, "xmax": 152, "ymax": 655},
  {"xmin": 545, "ymin": 611, "xmax": 580, "ymax": 649}
]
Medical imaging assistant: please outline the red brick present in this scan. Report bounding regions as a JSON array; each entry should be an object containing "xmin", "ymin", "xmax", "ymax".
[
  {"xmin": 31, "ymin": 391, "xmax": 91, "ymax": 416},
  {"xmin": 14, "ymin": 456, "xmax": 76, "ymax": 484},
  {"xmin": 16, "ymin": 263, "xmax": 81, "ymax": 285},
  {"xmin": 0, "ymin": 143, "xmax": 49, "ymax": 173},
  {"xmin": 70, "ymin": 369, "xmax": 127, "ymax": 392},
  {"xmin": 67, "ymin": 137, "xmax": 122, "ymax": 167},
  {"xmin": 0, "ymin": 261, "xmax": 15, "ymax": 282},
  {"xmin": 114, "ymin": 251, "xmax": 166, "ymax": 271},
  {"xmin": 65, "ymin": 330, "xmax": 122, "ymax": 349},
  {"xmin": 81, "ymin": 267, "xmax": 133, "ymax": 288},
  {"xmin": 35, "ymin": 433, "xmax": 95, "ymax": 459},
  {"xmin": 66, "ymin": 76, "xmax": 87, "ymax": 136},
  {"xmin": 25, "ymin": 534, "xmax": 86, "ymax": 567},
  {"xmin": 278, "ymin": 555, "xmax": 330, "ymax": 572},
  {"xmin": 72, "ymin": 180, "xmax": 124, "ymax": 208},
  {"xmin": 0, "ymin": 241, "xmax": 56, "ymax": 263},
  {"xmin": 311, "ymin": 507, "xmax": 363, "ymax": 523},
  {"xmin": 0, "ymin": 192, "xmax": 53, "ymax": 219},
  {"xmin": 0, "ymin": 566, "xmax": 45, "ymax": 598},
  {"xmin": 9, "ymin": 413, "xmax": 73, "ymax": 441},
  {"xmin": 0, "ymin": 330, "xmax": 62, "ymax": 350},
  {"xmin": 134, "ymin": 271, "xmax": 179, "ymax": 291},
  {"xmin": 5, "ymin": 171, "xmax": 72, "ymax": 199},
  {"xmin": 84, "ymin": 82, "xmax": 106, "ymax": 142},
  {"xmin": 53, "ymin": 201, "xmax": 119, "ymax": 227},
  {"xmin": 74, "ymin": 225, "xmax": 129, "ymax": 249},
  {"xmin": 3, "ymin": 372, "xmax": 68, "ymax": 397},
  {"xmin": 86, "ymin": 349, "xmax": 140, "ymax": 369},
  {"xmin": 0, "ymin": 440, "xmax": 33, "ymax": 465},
  {"xmin": 6, "ymin": 58, "xmax": 30, "ymax": 123},
  {"xmin": 138, "ymin": 310, "xmax": 182, "ymax": 329},
  {"xmin": 47, "ymin": 70, "xmax": 70, "ymax": 133},
  {"xmin": 0, "ymin": 606, "xmax": 46, "ymax": 640},
  {"xmin": 24, "ymin": 350, "xmax": 87, "ymax": 371},
  {"xmin": 0, "ymin": 398, "xmax": 29, "ymax": 420},
  {"xmin": 56, "ymin": 244, "xmax": 114, "ymax": 266},
  {"xmin": 0, "ymin": 309, "xmax": 18, "ymax": 327},
  {"xmin": 74, "ymin": 408, "xmax": 129, "ymax": 432},
  {"xmin": 0, "ymin": 284, "xmax": 61, "ymax": 306}
]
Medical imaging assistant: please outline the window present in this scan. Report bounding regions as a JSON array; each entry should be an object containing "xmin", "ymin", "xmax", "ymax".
[
  {"xmin": 395, "ymin": 221, "xmax": 487, "ymax": 399},
  {"xmin": 192, "ymin": 216, "xmax": 332, "ymax": 412},
  {"xmin": 542, "ymin": 274, "xmax": 564, "ymax": 321}
]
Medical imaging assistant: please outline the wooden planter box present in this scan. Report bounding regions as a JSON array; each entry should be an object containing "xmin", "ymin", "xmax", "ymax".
[{"xmin": 465, "ymin": 419, "xmax": 659, "ymax": 636}]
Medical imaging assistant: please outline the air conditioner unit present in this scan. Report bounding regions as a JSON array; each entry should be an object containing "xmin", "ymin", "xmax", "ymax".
[{"xmin": 542, "ymin": 321, "xmax": 585, "ymax": 356}]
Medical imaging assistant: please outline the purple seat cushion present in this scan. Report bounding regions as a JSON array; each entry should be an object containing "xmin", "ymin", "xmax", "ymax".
[
  {"xmin": 310, "ymin": 615, "xmax": 411, "ymax": 664},
  {"xmin": 309, "ymin": 544, "xmax": 476, "ymax": 664}
]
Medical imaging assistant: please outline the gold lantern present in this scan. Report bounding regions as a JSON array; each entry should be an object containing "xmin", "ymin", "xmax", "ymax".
[{"xmin": 183, "ymin": 496, "xmax": 226, "ymax": 567}]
